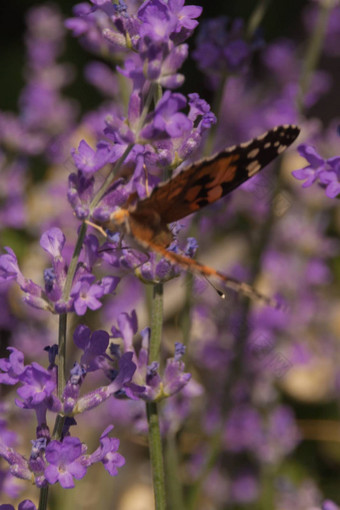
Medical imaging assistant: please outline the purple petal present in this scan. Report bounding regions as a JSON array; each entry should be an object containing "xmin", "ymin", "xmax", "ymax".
[
  {"xmin": 297, "ymin": 143, "xmax": 325, "ymax": 168},
  {"xmin": 40, "ymin": 228, "xmax": 65, "ymax": 258}
]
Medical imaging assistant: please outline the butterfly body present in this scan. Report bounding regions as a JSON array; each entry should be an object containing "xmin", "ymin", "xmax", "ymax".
[{"xmin": 100, "ymin": 124, "xmax": 300, "ymax": 304}]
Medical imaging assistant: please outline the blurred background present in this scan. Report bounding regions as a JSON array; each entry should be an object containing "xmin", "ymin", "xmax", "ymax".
[{"xmin": 1, "ymin": 1, "xmax": 340, "ymax": 509}]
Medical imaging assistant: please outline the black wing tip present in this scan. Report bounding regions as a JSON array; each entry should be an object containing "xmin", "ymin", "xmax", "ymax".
[{"xmin": 274, "ymin": 124, "xmax": 300, "ymax": 141}]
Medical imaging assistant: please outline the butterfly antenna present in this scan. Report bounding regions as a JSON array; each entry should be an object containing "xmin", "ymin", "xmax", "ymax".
[
  {"xmin": 214, "ymin": 270, "xmax": 279, "ymax": 308},
  {"xmin": 203, "ymin": 276, "xmax": 226, "ymax": 299}
]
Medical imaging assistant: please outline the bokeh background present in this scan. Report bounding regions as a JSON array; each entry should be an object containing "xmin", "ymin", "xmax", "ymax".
[{"xmin": 1, "ymin": 1, "xmax": 340, "ymax": 509}]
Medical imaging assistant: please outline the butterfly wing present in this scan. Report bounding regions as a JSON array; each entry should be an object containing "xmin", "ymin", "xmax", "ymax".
[{"xmin": 132, "ymin": 125, "xmax": 300, "ymax": 224}]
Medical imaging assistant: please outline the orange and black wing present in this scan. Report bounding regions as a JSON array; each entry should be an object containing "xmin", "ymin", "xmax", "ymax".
[{"xmin": 133, "ymin": 125, "xmax": 299, "ymax": 224}]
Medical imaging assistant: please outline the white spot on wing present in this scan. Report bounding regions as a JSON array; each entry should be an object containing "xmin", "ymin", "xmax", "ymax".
[
  {"xmin": 247, "ymin": 160, "xmax": 261, "ymax": 176},
  {"xmin": 240, "ymin": 141, "xmax": 251, "ymax": 148},
  {"xmin": 277, "ymin": 144, "xmax": 287, "ymax": 154},
  {"xmin": 248, "ymin": 148, "xmax": 260, "ymax": 158}
]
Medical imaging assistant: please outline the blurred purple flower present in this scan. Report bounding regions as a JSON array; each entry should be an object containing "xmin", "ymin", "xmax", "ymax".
[
  {"xmin": 323, "ymin": 500, "xmax": 340, "ymax": 510},
  {"xmin": 0, "ymin": 348, "xmax": 26, "ymax": 385},
  {"xmin": 193, "ymin": 17, "xmax": 259, "ymax": 89},
  {"xmin": 0, "ymin": 501, "xmax": 37, "ymax": 510},
  {"xmin": 224, "ymin": 406, "xmax": 263, "ymax": 453},
  {"xmin": 319, "ymin": 157, "xmax": 340, "ymax": 198}
]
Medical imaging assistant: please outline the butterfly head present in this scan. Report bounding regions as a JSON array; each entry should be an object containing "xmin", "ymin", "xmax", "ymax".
[{"xmin": 105, "ymin": 208, "xmax": 131, "ymax": 234}]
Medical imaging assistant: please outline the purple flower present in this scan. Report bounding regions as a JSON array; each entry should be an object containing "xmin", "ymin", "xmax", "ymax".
[
  {"xmin": 0, "ymin": 248, "xmax": 51, "ymax": 311},
  {"xmin": 292, "ymin": 144, "xmax": 327, "ymax": 187},
  {"xmin": 0, "ymin": 442, "xmax": 31, "ymax": 482},
  {"xmin": 71, "ymin": 140, "xmax": 117, "ymax": 176},
  {"xmin": 0, "ymin": 501, "xmax": 37, "ymax": 510},
  {"xmin": 84, "ymin": 61, "xmax": 119, "ymax": 98},
  {"xmin": 29, "ymin": 438, "xmax": 48, "ymax": 475},
  {"xmin": 141, "ymin": 91, "xmax": 192, "ymax": 140},
  {"xmin": 65, "ymin": 3, "xmax": 115, "ymax": 56},
  {"xmin": 111, "ymin": 310, "xmax": 138, "ymax": 351},
  {"xmin": 16, "ymin": 363, "xmax": 56, "ymax": 408},
  {"xmin": 44, "ymin": 436, "xmax": 87, "ymax": 488},
  {"xmin": 62, "ymin": 363, "xmax": 87, "ymax": 414},
  {"xmin": 319, "ymin": 157, "xmax": 340, "ymax": 198},
  {"xmin": 224, "ymin": 406, "xmax": 263, "ymax": 453},
  {"xmin": 111, "ymin": 313, "xmax": 191, "ymax": 400},
  {"xmin": 67, "ymin": 172, "xmax": 95, "ymax": 220},
  {"xmin": 74, "ymin": 352, "xmax": 137, "ymax": 413},
  {"xmin": 168, "ymin": 0, "xmax": 202, "ymax": 36},
  {"xmin": 230, "ymin": 472, "xmax": 259, "ymax": 504},
  {"xmin": 193, "ymin": 17, "xmax": 257, "ymax": 88},
  {"xmin": 0, "ymin": 248, "xmax": 29, "ymax": 288},
  {"xmin": 87, "ymin": 425, "xmax": 125, "ymax": 476},
  {"xmin": 40, "ymin": 228, "xmax": 65, "ymax": 259},
  {"xmin": 0, "ymin": 348, "xmax": 26, "ymax": 385},
  {"xmin": 69, "ymin": 275, "xmax": 119, "ymax": 316},
  {"xmin": 163, "ymin": 356, "xmax": 191, "ymax": 397},
  {"xmin": 73, "ymin": 325, "xmax": 110, "ymax": 371},
  {"xmin": 293, "ymin": 144, "xmax": 340, "ymax": 199},
  {"xmin": 70, "ymin": 278, "xmax": 104, "ymax": 316},
  {"xmin": 138, "ymin": 0, "xmax": 178, "ymax": 43},
  {"xmin": 323, "ymin": 501, "xmax": 340, "ymax": 510}
]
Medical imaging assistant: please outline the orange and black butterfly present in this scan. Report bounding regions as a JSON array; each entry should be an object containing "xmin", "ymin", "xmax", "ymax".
[{"xmin": 95, "ymin": 124, "xmax": 300, "ymax": 305}]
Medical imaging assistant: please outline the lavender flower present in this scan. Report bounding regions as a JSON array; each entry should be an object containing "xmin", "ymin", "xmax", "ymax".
[
  {"xmin": 2, "ymin": 0, "xmax": 340, "ymax": 508},
  {"xmin": 86, "ymin": 425, "xmax": 125, "ymax": 476},
  {"xmin": 0, "ymin": 502, "xmax": 37, "ymax": 510},
  {"xmin": 292, "ymin": 144, "xmax": 340, "ymax": 198},
  {"xmin": 111, "ymin": 311, "xmax": 191, "ymax": 400},
  {"xmin": 44, "ymin": 437, "xmax": 87, "ymax": 488},
  {"xmin": 0, "ymin": 228, "xmax": 120, "ymax": 315}
]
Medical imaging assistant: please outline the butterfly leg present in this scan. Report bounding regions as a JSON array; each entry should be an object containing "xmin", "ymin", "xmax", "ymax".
[{"xmin": 85, "ymin": 220, "xmax": 108, "ymax": 238}]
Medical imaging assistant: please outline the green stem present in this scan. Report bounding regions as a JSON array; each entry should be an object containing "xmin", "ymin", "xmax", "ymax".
[
  {"xmin": 187, "ymin": 431, "xmax": 220, "ymax": 510},
  {"xmin": 149, "ymin": 283, "xmax": 164, "ymax": 362},
  {"xmin": 38, "ymin": 486, "xmax": 49, "ymax": 510},
  {"xmin": 62, "ymin": 222, "xmax": 87, "ymax": 301},
  {"xmin": 138, "ymin": 82, "xmax": 159, "ymax": 131},
  {"xmin": 298, "ymin": 0, "xmax": 333, "ymax": 111},
  {"xmin": 52, "ymin": 339, "xmax": 69, "ymax": 438},
  {"xmin": 180, "ymin": 272, "xmax": 194, "ymax": 348},
  {"xmin": 57, "ymin": 313, "xmax": 67, "ymax": 401},
  {"xmin": 146, "ymin": 402, "xmax": 167, "ymax": 510},
  {"xmin": 39, "ymin": 222, "xmax": 88, "ymax": 507},
  {"xmin": 165, "ymin": 433, "xmax": 185, "ymax": 510},
  {"xmin": 246, "ymin": 0, "xmax": 272, "ymax": 39},
  {"xmin": 146, "ymin": 282, "xmax": 166, "ymax": 510}
]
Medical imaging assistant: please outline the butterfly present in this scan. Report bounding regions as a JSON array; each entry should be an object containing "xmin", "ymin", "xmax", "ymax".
[{"xmin": 95, "ymin": 124, "xmax": 300, "ymax": 305}]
